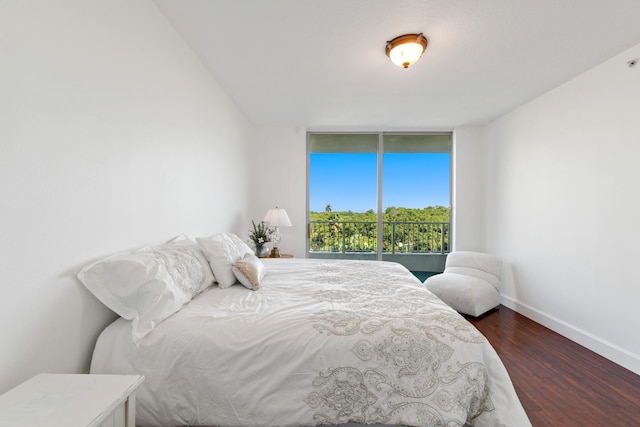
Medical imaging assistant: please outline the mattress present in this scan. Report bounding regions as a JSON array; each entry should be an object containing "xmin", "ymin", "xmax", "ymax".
[{"xmin": 90, "ymin": 258, "xmax": 531, "ymax": 427}]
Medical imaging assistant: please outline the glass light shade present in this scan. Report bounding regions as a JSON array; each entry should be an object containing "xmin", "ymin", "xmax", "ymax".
[{"xmin": 386, "ymin": 33, "xmax": 428, "ymax": 68}]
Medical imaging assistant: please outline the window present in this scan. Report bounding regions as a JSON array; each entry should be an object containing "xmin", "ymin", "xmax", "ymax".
[{"xmin": 307, "ymin": 132, "xmax": 451, "ymax": 271}]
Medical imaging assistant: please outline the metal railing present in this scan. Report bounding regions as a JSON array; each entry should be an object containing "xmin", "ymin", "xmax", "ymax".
[{"xmin": 309, "ymin": 220, "xmax": 449, "ymax": 254}]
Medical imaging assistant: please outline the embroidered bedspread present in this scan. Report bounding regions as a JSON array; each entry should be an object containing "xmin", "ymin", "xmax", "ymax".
[{"xmin": 90, "ymin": 259, "xmax": 531, "ymax": 427}]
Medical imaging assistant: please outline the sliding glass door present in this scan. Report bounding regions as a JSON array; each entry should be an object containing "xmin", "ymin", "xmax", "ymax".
[
  {"xmin": 380, "ymin": 134, "xmax": 450, "ymax": 272},
  {"xmin": 308, "ymin": 134, "xmax": 379, "ymax": 257},
  {"xmin": 307, "ymin": 132, "xmax": 451, "ymax": 273}
]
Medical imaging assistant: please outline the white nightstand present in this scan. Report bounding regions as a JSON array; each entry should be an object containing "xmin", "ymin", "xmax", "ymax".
[{"xmin": 0, "ymin": 373, "xmax": 144, "ymax": 427}]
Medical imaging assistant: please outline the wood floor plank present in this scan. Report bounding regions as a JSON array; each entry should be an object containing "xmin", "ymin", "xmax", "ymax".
[{"xmin": 465, "ymin": 306, "xmax": 640, "ymax": 426}]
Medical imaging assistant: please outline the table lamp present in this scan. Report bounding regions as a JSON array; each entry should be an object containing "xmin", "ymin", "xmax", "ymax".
[{"xmin": 263, "ymin": 207, "xmax": 292, "ymax": 258}]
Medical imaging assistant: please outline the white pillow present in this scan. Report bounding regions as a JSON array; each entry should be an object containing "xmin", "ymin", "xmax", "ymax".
[
  {"xmin": 227, "ymin": 232, "xmax": 254, "ymax": 258},
  {"xmin": 233, "ymin": 253, "xmax": 266, "ymax": 290},
  {"xmin": 77, "ymin": 238, "xmax": 215, "ymax": 342},
  {"xmin": 164, "ymin": 235, "xmax": 216, "ymax": 295},
  {"xmin": 196, "ymin": 233, "xmax": 253, "ymax": 288}
]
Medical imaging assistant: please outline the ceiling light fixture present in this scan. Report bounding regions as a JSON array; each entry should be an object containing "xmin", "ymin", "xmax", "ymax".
[{"xmin": 385, "ymin": 33, "xmax": 428, "ymax": 68}]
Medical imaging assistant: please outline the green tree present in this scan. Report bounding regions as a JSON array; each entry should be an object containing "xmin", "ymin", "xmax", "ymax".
[{"xmin": 309, "ymin": 205, "xmax": 450, "ymax": 253}]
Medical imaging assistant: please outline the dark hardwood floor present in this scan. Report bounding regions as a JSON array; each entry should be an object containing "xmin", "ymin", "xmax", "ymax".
[{"xmin": 465, "ymin": 306, "xmax": 640, "ymax": 426}]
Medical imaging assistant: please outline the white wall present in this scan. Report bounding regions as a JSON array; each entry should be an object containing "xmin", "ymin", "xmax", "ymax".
[
  {"xmin": 452, "ymin": 127, "xmax": 486, "ymax": 252},
  {"xmin": 248, "ymin": 127, "xmax": 307, "ymax": 257},
  {"xmin": 483, "ymin": 43, "xmax": 640, "ymax": 374},
  {"xmin": 0, "ymin": 0, "xmax": 252, "ymax": 393}
]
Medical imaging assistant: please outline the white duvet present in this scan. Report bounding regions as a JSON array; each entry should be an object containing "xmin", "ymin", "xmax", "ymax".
[{"xmin": 90, "ymin": 259, "xmax": 531, "ymax": 427}]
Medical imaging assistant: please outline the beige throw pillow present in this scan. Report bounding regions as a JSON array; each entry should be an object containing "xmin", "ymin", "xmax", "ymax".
[{"xmin": 232, "ymin": 253, "xmax": 266, "ymax": 290}]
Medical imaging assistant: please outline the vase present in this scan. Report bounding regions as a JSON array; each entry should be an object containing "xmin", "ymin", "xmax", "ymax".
[{"xmin": 255, "ymin": 245, "xmax": 269, "ymax": 258}]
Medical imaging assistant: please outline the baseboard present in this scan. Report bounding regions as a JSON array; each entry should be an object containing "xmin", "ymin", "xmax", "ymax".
[{"xmin": 501, "ymin": 295, "xmax": 640, "ymax": 376}]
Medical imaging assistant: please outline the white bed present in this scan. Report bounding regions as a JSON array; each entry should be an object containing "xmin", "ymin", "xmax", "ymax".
[{"xmin": 89, "ymin": 258, "xmax": 530, "ymax": 427}]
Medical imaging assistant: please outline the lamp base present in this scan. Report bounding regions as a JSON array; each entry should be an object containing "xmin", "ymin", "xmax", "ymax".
[{"xmin": 270, "ymin": 247, "xmax": 281, "ymax": 258}]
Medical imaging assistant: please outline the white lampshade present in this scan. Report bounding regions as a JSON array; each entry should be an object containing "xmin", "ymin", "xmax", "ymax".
[{"xmin": 263, "ymin": 207, "xmax": 292, "ymax": 227}]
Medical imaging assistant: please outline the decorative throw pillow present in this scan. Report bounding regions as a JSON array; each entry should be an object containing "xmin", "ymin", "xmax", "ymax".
[
  {"xmin": 196, "ymin": 233, "xmax": 253, "ymax": 288},
  {"xmin": 233, "ymin": 253, "xmax": 266, "ymax": 290},
  {"xmin": 77, "ymin": 236, "xmax": 215, "ymax": 343}
]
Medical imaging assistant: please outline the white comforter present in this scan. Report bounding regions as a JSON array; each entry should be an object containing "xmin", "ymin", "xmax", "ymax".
[{"xmin": 90, "ymin": 259, "xmax": 530, "ymax": 427}]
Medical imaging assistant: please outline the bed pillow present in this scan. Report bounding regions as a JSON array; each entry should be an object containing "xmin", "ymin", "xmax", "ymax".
[
  {"xmin": 77, "ymin": 238, "xmax": 215, "ymax": 343},
  {"xmin": 233, "ymin": 253, "xmax": 266, "ymax": 290},
  {"xmin": 196, "ymin": 233, "xmax": 253, "ymax": 288},
  {"xmin": 164, "ymin": 235, "xmax": 216, "ymax": 295},
  {"xmin": 227, "ymin": 232, "xmax": 254, "ymax": 258}
]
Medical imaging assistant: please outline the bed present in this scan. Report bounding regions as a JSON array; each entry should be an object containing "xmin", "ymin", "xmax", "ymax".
[{"xmin": 84, "ymin": 244, "xmax": 531, "ymax": 427}]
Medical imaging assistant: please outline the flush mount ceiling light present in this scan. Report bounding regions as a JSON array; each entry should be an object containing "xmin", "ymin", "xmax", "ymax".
[{"xmin": 385, "ymin": 33, "xmax": 428, "ymax": 68}]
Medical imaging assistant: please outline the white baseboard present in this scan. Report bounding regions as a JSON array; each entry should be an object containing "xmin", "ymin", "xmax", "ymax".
[{"xmin": 500, "ymin": 295, "xmax": 640, "ymax": 376}]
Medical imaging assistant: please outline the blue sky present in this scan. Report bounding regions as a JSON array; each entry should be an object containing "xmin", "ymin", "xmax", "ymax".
[{"xmin": 309, "ymin": 153, "xmax": 450, "ymax": 212}]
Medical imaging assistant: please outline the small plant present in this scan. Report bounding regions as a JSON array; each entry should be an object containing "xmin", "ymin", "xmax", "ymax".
[{"xmin": 249, "ymin": 220, "xmax": 274, "ymax": 248}]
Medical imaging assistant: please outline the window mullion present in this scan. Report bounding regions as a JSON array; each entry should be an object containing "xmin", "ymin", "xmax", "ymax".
[{"xmin": 376, "ymin": 133, "xmax": 383, "ymax": 260}]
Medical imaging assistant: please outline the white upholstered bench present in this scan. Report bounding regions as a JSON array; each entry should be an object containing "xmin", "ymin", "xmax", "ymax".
[{"xmin": 424, "ymin": 251, "xmax": 502, "ymax": 317}]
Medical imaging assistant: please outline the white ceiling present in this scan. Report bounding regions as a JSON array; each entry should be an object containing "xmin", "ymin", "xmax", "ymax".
[{"xmin": 153, "ymin": 0, "xmax": 640, "ymax": 130}]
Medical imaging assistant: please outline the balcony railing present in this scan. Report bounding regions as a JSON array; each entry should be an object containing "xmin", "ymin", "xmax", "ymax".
[{"xmin": 309, "ymin": 220, "xmax": 449, "ymax": 254}]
